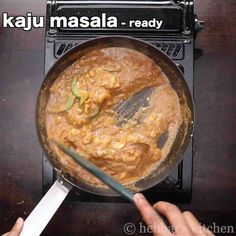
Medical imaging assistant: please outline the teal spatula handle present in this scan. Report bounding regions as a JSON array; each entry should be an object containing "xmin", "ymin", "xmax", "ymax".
[{"xmin": 55, "ymin": 141, "xmax": 134, "ymax": 202}]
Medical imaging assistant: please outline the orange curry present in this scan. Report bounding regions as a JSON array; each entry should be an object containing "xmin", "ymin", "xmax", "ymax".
[{"xmin": 46, "ymin": 47, "xmax": 182, "ymax": 186}]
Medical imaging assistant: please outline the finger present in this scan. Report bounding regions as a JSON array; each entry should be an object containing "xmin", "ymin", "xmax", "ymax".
[
  {"xmin": 134, "ymin": 193, "xmax": 172, "ymax": 236},
  {"xmin": 8, "ymin": 218, "xmax": 24, "ymax": 236},
  {"xmin": 1, "ymin": 233, "xmax": 9, "ymax": 236},
  {"xmin": 183, "ymin": 211, "xmax": 215, "ymax": 236},
  {"xmin": 183, "ymin": 211, "xmax": 205, "ymax": 235},
  {"xmin": 154, "ymin": 201, "xmax": 193, "ymax": 235}
]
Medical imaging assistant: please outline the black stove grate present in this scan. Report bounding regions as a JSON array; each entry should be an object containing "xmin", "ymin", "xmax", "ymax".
[
  {"xmin": 43, "ymin": 37, "xmax": 193, "ymax": 203},
  {"xmin": 54, "ymin": 41, "xmax": 184, "ymax": 59},
  {"xmin": 43, "ymin": 0, "xmax": 196, "ymax": 203},
  {"xmin": 44, "ymin": 38, "xmax": 193, "ymax": 203}
]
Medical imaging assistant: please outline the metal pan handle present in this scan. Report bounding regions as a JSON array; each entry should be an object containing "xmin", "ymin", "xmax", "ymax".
[{"xmin": 20, "ymin": 179, "xmax": 72, "ymax": 236}]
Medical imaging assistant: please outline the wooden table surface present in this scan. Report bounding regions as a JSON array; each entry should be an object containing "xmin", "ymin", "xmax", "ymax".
[{"xmin": 0, "ymin": 0, "xmax": 236, "ymax": 235}]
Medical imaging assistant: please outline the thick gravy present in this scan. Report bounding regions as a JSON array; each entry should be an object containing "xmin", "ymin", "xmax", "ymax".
[{"xmin": 46, "ymin": 47, "xmax": 182, "ymax": 186}]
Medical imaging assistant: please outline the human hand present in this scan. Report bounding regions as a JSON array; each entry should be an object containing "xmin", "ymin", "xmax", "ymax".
[
  {"xmin": 1, "ymin": 218, "xmax": 24, "ymax": 236},
  {"xmin": 134, "ymin": 193, "xmax": 214, "ymax": 236}
]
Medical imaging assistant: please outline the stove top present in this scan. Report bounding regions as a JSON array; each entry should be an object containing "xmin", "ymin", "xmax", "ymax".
[{"xmin": 43, "ymin": 0, "xmax": 203, "ymax": 203}]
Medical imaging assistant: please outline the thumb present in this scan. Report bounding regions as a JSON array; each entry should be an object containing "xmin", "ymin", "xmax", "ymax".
[{"xmin": 8, "ymin": 218, "xmax": 24, "ymax": 236}]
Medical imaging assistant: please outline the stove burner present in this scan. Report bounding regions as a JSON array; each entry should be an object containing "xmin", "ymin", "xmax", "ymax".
[{"xmin": 43, "ymin": 0, "xmax": 203, "ymax": 203}]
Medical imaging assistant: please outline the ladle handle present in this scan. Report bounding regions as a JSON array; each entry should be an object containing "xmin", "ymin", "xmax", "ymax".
[{"xmin": 20, "ymin": 179, "xmax": 72, "ymax": 236}]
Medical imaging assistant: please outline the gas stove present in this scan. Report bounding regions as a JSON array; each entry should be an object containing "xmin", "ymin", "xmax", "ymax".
[{"xmin": 43, "ymin": 0, "xmax": 204, "ymax": 203}]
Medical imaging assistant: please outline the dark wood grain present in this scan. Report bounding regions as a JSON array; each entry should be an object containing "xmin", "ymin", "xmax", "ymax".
[
  {"xmin": 190, "ymin": 0, "xmax": 236, "ymax": 213},
  {"xmin": 0, "ymin": 0, "xmax": 236, "ymax": 235}
]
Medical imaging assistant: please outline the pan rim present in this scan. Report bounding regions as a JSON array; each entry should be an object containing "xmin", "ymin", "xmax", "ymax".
[{"xmin": 36, "ymin": 35, "xmax": 194, "ymax": 197}]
